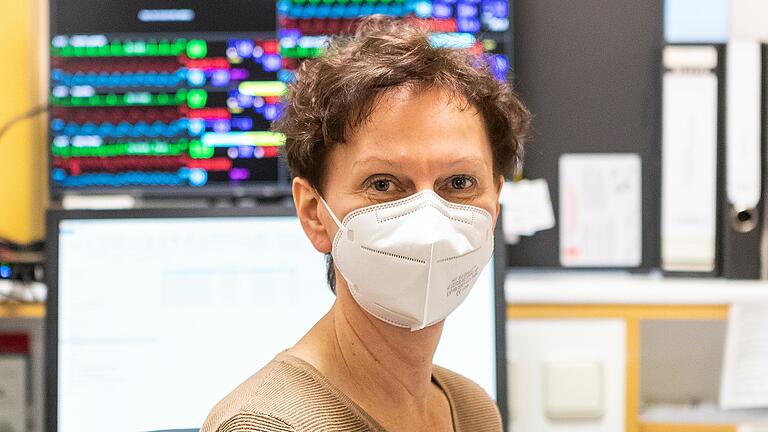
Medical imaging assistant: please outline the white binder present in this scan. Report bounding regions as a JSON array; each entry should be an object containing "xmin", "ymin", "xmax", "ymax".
[
  {"xmin": 661, "ymin": 45, "xmax": 721, "ymax": 273},
  {"xmin": 726, "ymin": 40, "xmax": 762, "ymax": 217},
  {"xmin": 722, "ymin": 40, "xmax": 764, "ymax": 279}
]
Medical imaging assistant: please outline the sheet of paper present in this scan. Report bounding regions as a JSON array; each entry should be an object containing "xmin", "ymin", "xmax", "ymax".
[
  {"xmin": 721, "ymin": 303, "xmax": 768, "ymax": 409},
  {"xmin": 665, "ymin": 0, "xmax": 730, "ymax": 43},
  {"xmin": 559, "ymin": 153, "xmax": 642, "ymax": 267},
  {"xmin": 500, "ymin": 179, "xmax": 556, "ymax": 243}
]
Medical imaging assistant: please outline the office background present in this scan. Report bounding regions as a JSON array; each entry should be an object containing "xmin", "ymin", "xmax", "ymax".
[{"xmin": 2, "ymin": 0, "xmax": 768, "ymax": 431}]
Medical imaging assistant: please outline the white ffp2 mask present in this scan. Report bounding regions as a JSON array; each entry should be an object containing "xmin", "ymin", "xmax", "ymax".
[{"xmin": 321, "ymin": 190, "xmax": 495, "ymax": 331}]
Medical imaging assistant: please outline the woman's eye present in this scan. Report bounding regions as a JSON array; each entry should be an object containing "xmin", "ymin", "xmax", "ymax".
[
  {"xmin": 372, "ymin": 179, "xmax": 391, "ymax": 192},
  {"xmin": 450, "ymin": 176, "xmax": 474, "ymax": 190}
]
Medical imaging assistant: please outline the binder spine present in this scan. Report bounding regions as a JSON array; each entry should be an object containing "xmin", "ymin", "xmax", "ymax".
[
  {"xmin": 722, "ymin": 41, "xmax": 764, "ymax": 280},
  {"xmin": 761, "ymin": 44, "xmax": 768, "ymax": 280},
  {"xmin": 660, "ymin": 44, "xmax": 725, "ymax": 276}
]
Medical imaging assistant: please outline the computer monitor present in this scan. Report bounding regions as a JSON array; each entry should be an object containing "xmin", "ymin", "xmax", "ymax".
[
  {"xmin": 46, "ymin": 207, "xmax": 508, "ymax": 431},
  {"xmin": 49, "ymin": 1, "xmax": 290, "ymax": 197},
  {"xmin": 276, "ymin": 1, "xmax": 512, "ymax": 84}
]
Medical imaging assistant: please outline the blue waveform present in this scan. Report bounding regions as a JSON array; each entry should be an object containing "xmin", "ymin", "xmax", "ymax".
[
  {"xmin": 50, "ymin": 119, "xmax": 204, "ymax": 138},
  {"xmin": 51, "ymin": 69, "xmax": 191, "ymax": 88},
  {"xmin": 54, "ymin": 172, "xmax": 188, "ymax": 187},
  {"xmin": 279, "ymin": 1, "xmax": 408, "ymax": 19}
]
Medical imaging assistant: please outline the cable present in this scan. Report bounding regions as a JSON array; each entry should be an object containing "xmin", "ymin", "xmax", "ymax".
[
  {"xmin": 0, "ymin": 238, "xmax": 45, "ymax": 252},
  {"xmin": 0, "ymin": 105, "xmax": 49, "ymax": 144}
]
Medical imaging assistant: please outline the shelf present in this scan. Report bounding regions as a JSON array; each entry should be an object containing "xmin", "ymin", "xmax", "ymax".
[
  {"xmin": 0, "ymin": 303, "xmax": 45, "ymax": 319},
  {"xmin": 506, "ymin": 270, "xmax": 768, "ymax": 306}
]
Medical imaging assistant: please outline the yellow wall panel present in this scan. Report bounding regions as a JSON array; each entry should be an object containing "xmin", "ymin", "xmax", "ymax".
[{"xmin": 0, "ymin": 0, "xmax": 47, "ymax": 244}]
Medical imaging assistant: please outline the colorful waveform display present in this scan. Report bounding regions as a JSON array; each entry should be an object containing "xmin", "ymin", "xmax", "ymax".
[
  {"xmin": 276, "ymin": 0, "xmax": 511, "ymax": 84},
  {"xmin": 50, "ymin": 35, "xmax": 289, "ymax": 191},
  {"xmin": 277, "ymin": 0, "xmax": 508, "ymax": 30}
]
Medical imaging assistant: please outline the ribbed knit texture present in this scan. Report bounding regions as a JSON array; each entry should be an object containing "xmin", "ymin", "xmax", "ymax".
[{"xmin": 201, "ymin": 352, "xmax": 502, "ymax": 432}]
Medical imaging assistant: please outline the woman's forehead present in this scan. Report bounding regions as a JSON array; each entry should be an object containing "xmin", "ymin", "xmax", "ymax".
[
  {"xmin": 345, "ymin": 88, "xmax": 490, "ymax": 152},
  {"xmin": 370, "ymin": 86, "xmax": 476, "ymax": 120},
  {"xmin": 331, "ymin": 131, "xmax": 493, "ymax": 177}
]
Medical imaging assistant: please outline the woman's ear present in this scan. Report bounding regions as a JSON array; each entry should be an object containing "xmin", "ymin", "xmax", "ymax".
[
  {"xmin": 494, "ymin": 174, "xmax": 504, "ymax": 219},
  {"xmin": 293, "ymin": 177, "xmax": 333, "ymax": 254}
]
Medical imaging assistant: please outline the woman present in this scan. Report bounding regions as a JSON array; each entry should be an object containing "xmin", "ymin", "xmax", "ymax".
[{"xmin": 202, "ymin": 16, "xmax": 530, "ymax": 432}]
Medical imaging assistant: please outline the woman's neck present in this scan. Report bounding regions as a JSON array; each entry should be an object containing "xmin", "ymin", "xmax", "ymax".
[{"xmin": 289, "ymin": 278, "xmax": 448, "ymax": 428}]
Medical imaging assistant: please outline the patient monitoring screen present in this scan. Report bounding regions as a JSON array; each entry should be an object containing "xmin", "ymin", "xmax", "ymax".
[{"xmin": 56, "ymin": 215, "xmax": 497, "ymax": 431}]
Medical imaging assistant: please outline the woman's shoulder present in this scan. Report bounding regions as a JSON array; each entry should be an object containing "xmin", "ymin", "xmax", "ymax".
[
  {"xmin": 201, "ymin": 353, "xmax": 376, "ymax": 432},
  {"xmin": 200, "ymin": 356, "xmax": 292, "ymax": 432},
  {"xmin": 214, "ymin": 412, "xmax": 296, "ymax": 432},
  {"xmin": 432, "ymin": 365, "xmax": 503, "ymax": 432}
]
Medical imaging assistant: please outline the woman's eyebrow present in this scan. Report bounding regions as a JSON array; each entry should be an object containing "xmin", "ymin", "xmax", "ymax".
[
  {"xmin": 442, "ymin": 157, "xmax": 489, "ymax": 170},
  {"xmin": 353, "ymin": 155, "xmax": 489, "ymax": 173},
  {"xmin": 354, "ymin": 156, "xmax": 402, "ymax": 169}
]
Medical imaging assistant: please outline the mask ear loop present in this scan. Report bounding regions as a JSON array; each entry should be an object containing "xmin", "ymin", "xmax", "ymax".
[{"xmin": 315, "ymin": 190, "xmax": 343, "ymax": 229}]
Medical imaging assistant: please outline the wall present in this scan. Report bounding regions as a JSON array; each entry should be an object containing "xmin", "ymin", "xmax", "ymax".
[
  {"xmin": 509, "ymin": 0, "xmax": 664, "ymax": 269},
  {"xmin": 0, "ymin": 0, "xmax": 47, "ymax": 245},
  {"xmin": 731, "ymin": 0, "xmax": 768, "ymax": 40}
]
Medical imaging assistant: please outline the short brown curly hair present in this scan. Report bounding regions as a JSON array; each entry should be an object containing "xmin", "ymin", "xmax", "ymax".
[{"xmin": 273, "ymin": 16, "xmax": 531, "ymax": 191}]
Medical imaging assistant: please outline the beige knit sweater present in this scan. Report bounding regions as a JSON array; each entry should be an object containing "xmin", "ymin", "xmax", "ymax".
[{"xmin": 201, "ymin": 352, "xmax": 502, "ymax": 432}]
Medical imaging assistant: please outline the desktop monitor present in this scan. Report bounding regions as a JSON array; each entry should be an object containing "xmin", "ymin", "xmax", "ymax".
[
  {"xmin": 46, "ymin": 206, "xmax": 508, "ymax": 431},
  {"xmin": 49, "ymin": 1, "xmax": 290, "ymax": 197}
]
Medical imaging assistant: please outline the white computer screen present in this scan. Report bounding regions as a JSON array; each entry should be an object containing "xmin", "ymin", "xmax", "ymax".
[{"xmin": 56, "ymin": 214, "xmax": 497, "ymax": 432}]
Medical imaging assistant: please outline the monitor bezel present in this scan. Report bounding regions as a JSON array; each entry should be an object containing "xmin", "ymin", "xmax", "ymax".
[{"xmin": 45, "ymin": 205, "xmax": 509, "ymax": 431}]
